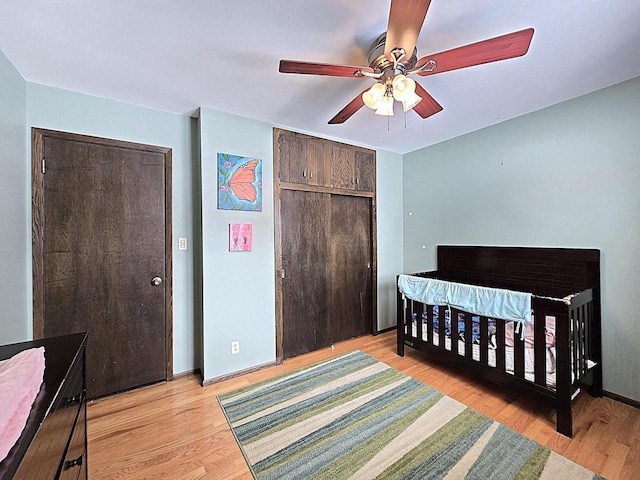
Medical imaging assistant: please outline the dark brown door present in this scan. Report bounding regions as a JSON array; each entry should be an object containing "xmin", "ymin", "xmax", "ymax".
[
  {"xmin": 280, "ymin": 190, "xmax": 372, "ymax": 359},
  {"xmin": 32, "ymin": 129, "xmax": 172, "ymax": 399},
  {"xmin": 330, "ymin": 195, "xmax": 372, "ymax": 341},
  {"xmin": 280, "ymin": 190, "xmax": 332, "ymax": 358}
]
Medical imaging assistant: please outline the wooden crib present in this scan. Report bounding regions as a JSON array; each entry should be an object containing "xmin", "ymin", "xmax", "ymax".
[{"xmin": 396, "ymin": 246, "xmax": 602, "ymax": 437}]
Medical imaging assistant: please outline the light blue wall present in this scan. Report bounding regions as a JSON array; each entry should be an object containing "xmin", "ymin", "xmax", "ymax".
[
  {"xmin": 199, "ymin": 108, "xmax": 276, "ymax": 381},
  {"xmin": 376, "ymin": 150, "xmax": 403, "ymax": 330},
  {"xmin": 0, "ymin": 49, "xmax": 27, "ymax": 344},
  {"xmin": 403, "ymin": 77, "xmax": 640, "ymax": 401},
  {"xmin": 26, "ymin": 84, "xmax": 197, "ymax": 374}
]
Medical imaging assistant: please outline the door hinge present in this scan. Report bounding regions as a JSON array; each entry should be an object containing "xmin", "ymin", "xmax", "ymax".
[
  {"xmin": 281, "ymin": 269, "xmax": 285, "ymax": 279},
  {"xmin": 41, "ymin": 158, "xmax": 46, "ymax": 174}
]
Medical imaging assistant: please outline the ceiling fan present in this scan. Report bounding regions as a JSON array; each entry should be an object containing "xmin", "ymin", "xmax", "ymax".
[{"xmin": 279, "ymin": 0, "xmax": 534, "ymax": 124}]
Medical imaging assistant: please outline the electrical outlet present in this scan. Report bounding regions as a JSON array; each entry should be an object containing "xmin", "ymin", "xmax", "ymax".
[
  {"xmin": 178, "ymin": 237, "xmax": 188, "ymax": 251},
  {"xmin": 231, "ymin": 340, "xmax": 240, "ymax": 355}
]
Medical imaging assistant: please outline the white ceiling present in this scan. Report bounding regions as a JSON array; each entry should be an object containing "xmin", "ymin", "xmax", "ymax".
[{"xmin": 1, "ymin": 0, "xmax": 639, "ymax": 154}]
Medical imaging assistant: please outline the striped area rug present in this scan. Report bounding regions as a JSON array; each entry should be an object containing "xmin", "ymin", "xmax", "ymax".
[{"xmin": 218, "ymin": 351, "xmax": 603, "ymax": 479}]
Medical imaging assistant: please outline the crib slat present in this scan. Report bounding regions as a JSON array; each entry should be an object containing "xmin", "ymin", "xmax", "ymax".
[
  {"xmin": 585, "ymin": 301, "xmax": 592, "ymax": 364},
  {"xmin": 496, "ymin": 319, "xmax": 506, "ymax": 371},
  {"xmin": 534, "ymin": 311, "xmax": 547, "ymax": 386},
  {"xmin": 415, "ymin": 302, "xmax": 424, "ymax": 342},
  {"xmin": 426, "ymin": 302, "xmax": 433, "ymax": 345},
  {"xmin": 438, "ymin": 306, "xmax": 446, "ymax": 350},
  {"xmin": 575, "ymin": 305, "xmax": 582, "ymax": 378},
  {"xmin": 479, "ymin": 315, "xmax": 488, "ymax": 365},
  {"xmin": 464, "ymin": 311, "xmax": 473, "ymax": 358},
  {"xmin": 514, "ymin": 323, "xmax": 525, "ymax": 379},
  {"xmin": 577, "ymin": 304, "xmax": 585, "ymax": 378},
  {"xmin": 569, "ymin": 308, "xmax": 580, "ymax": 379}
]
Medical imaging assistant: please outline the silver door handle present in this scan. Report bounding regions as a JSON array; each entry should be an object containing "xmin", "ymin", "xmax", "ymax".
[{"xmin": 151, "ymin": 276, "xmax": 163, "ymax": 286}]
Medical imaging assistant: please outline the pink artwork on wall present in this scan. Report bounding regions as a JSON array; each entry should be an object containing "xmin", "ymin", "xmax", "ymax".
[{"xmin": 229, "ymin": 223, "xmax": 252, "ymax": 252}]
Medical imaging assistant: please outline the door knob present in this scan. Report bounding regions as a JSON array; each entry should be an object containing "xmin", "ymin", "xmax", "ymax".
[{"xmin": 151, "ymin": 276, "xmax": 163, "ymax": 286}]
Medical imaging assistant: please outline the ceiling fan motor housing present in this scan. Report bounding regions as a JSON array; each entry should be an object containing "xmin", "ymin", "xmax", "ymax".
[{"xmin": 368, "ymin": 32, "xmax": 418, "ymax": 76}]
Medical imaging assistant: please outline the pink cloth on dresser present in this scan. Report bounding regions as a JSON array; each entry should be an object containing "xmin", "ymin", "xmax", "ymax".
[
  {"xmin": 0, "ymin": 346, "xmax": 45, "ymax": 462},
  {"xmin": 505, "ymin": 316, "xmax": 556, "ymax": 348}
]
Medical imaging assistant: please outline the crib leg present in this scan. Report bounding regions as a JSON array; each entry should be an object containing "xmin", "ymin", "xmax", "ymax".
[
  {"xmin": 588, "ymin": 363, "xmax": 603, "ymax": 397},
  {"xmin": 397, "ymin": 332, "xmax": 405, "ymax": 356},
  {"xmin": 556, "ymin": 398, "xmax": 573, "ymax": 438},
  {"xmin": 396, "ymin": 286, "xmax": 405, "ymax": 357}
]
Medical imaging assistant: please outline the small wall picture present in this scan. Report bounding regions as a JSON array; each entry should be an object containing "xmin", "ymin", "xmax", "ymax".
[
  {"xmin": 218, "ymin": 153, "xmax": 262, "ymax": 211},
  {"xmin": 229, "ymin": 223, "xmax": 252, "ymax": 252}
]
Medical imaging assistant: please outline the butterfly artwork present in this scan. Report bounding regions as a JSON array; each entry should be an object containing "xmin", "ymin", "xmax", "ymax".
[{"xmin": 217, "ymin": 153, "xmax": 262, "ymax": 211}]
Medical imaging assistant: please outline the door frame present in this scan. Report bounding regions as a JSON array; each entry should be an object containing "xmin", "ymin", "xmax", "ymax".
[{"xmin": 31, "ymin": 128, "xmax": 174, "ymax": 380}]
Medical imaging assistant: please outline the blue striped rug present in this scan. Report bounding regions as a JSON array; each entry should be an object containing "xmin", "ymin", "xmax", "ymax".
[{"xmin": 218, "ymin": 351, "xmax": 602, "ymax": 479}]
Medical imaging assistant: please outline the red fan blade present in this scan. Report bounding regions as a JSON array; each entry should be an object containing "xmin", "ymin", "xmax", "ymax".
[
  {"xmin": 385, "ymin": 0, "xmax": 432, "ymax": 61},
  {"xmin": 328, "ymin": 89, "xmax": 368, "ymax": 124},
  {"xmin": 279, "ymin": 60, "xmax": 373, "ymax": 78},
  {"xmin": 413, "ymin": 83, "xmax": 443, "ymax": 118},
  {"xmin": 416, "ymin": 28, "xmax": 534, "ymax": 76}
]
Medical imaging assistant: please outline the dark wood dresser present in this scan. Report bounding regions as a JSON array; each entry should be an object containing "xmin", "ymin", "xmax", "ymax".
[{"xmin": 0, "ymin": 333, "xmax": 87, "ymax": 480}]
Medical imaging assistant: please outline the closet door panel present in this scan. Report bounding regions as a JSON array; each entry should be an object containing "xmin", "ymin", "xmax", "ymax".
[
  {"xmin": 355, "ymin": 151, "xmax": 375, "ymax": 192},
  {"xmin": 280, "ymin": 190, "xmax": 332, "ymax": 359},
  {"xmin": 307, "ymin": 137, "xmax": 331, "ymax": 187},
  {"xmin": 330, "ymin": 195, "xmax": 373, "ymax": 341},
  {"xmin": 331, "ymin": 145, "xmax": 355, "ymax": 190},
  {"xmin": 277, "ymin": 130, "xmax": 308, "ymax": 185}
]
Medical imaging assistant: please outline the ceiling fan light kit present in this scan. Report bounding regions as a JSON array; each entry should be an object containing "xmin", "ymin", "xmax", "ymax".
[
  {"xmin": 279, "ymin": 0, "xmax": 534, "ymax": 125},
  {"xmin": 362, "ymin": 74, "xmax": 423, "ymax": 117}
]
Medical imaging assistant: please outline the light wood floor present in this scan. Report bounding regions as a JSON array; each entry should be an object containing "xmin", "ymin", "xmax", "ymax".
[{"xmin": 87, "ymin": 332, "xmax": 639, "ymax": 479}]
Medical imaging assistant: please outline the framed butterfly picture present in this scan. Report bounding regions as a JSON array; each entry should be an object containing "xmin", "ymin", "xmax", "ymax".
[{"xmin": 217, "ymin": 153, "xmax": 262, "ymax": 211}]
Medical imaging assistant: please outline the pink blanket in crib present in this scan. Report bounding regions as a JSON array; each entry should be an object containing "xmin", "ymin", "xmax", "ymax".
[
  {"xmin": 505, "ymin": 316, "xmax": 556, "ymax": 348},
  {"xmin": 0, "ymin": 346, "xmax": 45, "ymax": 462}
]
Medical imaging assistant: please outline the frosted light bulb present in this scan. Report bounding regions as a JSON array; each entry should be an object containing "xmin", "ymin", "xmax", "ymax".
[
  {"xmin": 362, "ymin": 82, "xmax": 386, "ymax": 109},
  {"xmin": 392, "ymin": 75, "xmax": 416, "ymax": 101},
  {"xmin": 402, "ymin": 91, "xmax": 423, "ymax": 112},
  {"xmin": 374, "ymin": 95, "xmax": 394, "ymax": 116}
]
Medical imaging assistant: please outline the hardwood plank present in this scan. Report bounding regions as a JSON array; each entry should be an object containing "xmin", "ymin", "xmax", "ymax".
[{"xmin": 88, "ymin": 332, "xmax": 639, "ymax": 479}]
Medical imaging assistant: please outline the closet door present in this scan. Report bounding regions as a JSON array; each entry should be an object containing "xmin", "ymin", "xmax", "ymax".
[
  {"xmin": 280, "ymin": 190, "xmax": 332, "ymax": 358},
  {"xmin": 280, "ymin": 190, "xmax": 373, "ymax": 359},
  {"xmin": 274, "ymin": 128, "xmax": 376, "ymax": 362},
  {"xmin": 330, "ymin": 195, "xmax": 372, "ymax": 341}
]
